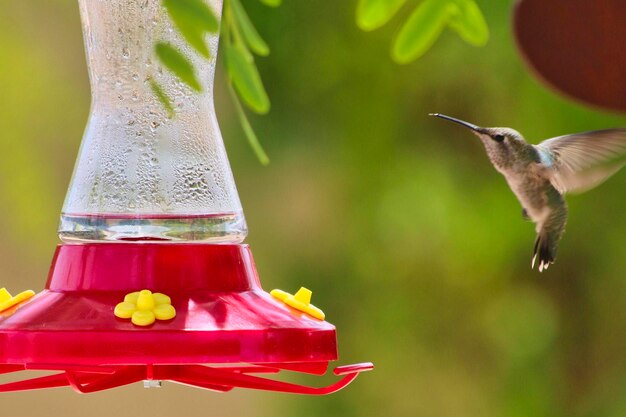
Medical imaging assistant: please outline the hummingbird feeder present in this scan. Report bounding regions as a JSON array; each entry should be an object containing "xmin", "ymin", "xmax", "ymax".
[{"xmin": 0, "ymin": 0, "xmax": 372, "ymax": 394}]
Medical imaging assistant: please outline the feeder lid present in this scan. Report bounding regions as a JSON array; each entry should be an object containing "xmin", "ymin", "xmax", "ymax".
[{"xmin": 0, "ymin": 244, "xmax": 338, "ymax": 365}]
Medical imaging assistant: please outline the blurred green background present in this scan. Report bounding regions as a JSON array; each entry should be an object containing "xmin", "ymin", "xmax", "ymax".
[{"xmin": 1, "ymin": 1, "xmax": 626, "ymax": 416}]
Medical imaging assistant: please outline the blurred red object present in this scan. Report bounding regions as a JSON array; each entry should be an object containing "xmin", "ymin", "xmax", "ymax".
[{"xmin": 514, "ymin": 0, "xmax": 626, "ymax": 113}]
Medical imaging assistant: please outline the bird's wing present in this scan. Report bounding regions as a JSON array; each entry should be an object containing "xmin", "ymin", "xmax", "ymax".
[{"xmin": 535, "ymin": 129, "xmax": 626, "ymax": 194}]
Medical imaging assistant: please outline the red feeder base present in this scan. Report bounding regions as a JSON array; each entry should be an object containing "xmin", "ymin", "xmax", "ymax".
[{"xmin": 0, "ymin": 244, "xmax": 372, "ymax": 394}]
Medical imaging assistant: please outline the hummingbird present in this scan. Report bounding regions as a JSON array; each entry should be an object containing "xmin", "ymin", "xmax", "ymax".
[{"xmin": 430, "ymin": 113, "xmax": 626, "ymax": 272}]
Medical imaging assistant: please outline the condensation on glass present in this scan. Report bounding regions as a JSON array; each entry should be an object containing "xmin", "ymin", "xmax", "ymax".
[{"xmin": 59, "ymin": 0, "xmax": 247, "ymax": 243}]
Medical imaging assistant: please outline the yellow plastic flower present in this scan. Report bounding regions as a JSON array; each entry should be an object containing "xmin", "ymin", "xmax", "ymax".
[
  {"xmin": 114, "ymin": 290, "xmax": 176, "ymax": 326},
  {"xmin": 0, "ymin": 288, "xmax": 35, "ymax": 313},
  {"xmin": 270, "ymin": 287, "xmax": 325, "ymax": 320}
]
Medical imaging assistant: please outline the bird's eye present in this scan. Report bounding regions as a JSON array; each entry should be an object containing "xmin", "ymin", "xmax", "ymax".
[{"xmin": 493, "ymin": 134, "xmax": 505, "ymax": 143}]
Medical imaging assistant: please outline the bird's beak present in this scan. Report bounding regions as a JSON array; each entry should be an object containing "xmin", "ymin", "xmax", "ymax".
[{"xmin": 429, "ymin": 113, "xmax": 483, "ymax": 133}]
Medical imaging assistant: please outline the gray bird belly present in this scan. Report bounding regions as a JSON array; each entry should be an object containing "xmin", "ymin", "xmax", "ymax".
[{"xmin": 506, "ymin": 176, "xmax": 564, "ymax": 225}]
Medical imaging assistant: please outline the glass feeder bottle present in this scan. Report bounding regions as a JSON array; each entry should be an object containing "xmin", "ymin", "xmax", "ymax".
[{"xmin": 59, "ymin": 0, "xmax": 246, "ymax": 243}]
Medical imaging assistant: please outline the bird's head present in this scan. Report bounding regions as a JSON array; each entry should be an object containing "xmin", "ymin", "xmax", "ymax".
[{"xmin": 429, "ymin": 114, "xmax": 532, "ymax": 171}]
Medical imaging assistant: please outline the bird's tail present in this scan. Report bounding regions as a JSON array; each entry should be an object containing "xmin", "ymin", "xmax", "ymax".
[{"xmin": 532, "ymin": 230, "xmax": 557, "ymax": 272}]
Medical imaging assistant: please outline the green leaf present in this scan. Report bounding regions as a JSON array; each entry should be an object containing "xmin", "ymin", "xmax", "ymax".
[
  {"xmin": 155, "ymin": 42, "xmax": 202, "ymax": 92},
  {"xmin": 178, "ymin": 26, "xmax": 211, "ymax": 59},
  {"xmin": 229, "ymin": 84, "xmax": 270, "ymax": 165},
  {"xmin": 231, "ymin": 0, "xmax": 270, "ymax": 56},
  {"xmin": 392, "ymin": 0, "xmax": 452, "ymax": 64},
  {"xmin": 149, "ymin": 78, "xmax": 175, "ymax": 118},
  {"xmin": 163, "ymin": 0, "xmax": 219, "ymax": 58},
  {"xmin": 163, "ymin": 0, "xmax": 219, "ymax": 34},
  {"xmin": 225, "ymin": 43, "xmax": 270, "ymax": 114},
  {"xmin": 448, "ymin": 0, "xmax": 489, "ymax": 47},
  {"xmin": 356, "ymin": 0, "xmax": 406, "ymax": 31},
  {"xmin": 259, "ymin": 0, "xmax": 282, "ymax": 7}
]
